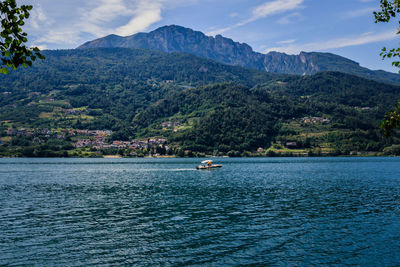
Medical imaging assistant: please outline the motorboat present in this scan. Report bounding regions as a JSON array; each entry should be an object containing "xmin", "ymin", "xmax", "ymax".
[{"xmin": 196, "ymin": 160, "xmax": 223, "ymax": 170}]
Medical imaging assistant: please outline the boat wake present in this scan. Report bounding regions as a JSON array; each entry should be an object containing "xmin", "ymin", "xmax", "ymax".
[{"xmin": 168, "ymin": 169, "xmax": 196, "ymax": 171}]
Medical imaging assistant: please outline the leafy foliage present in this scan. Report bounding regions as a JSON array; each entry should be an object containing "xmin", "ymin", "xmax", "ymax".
[
  {"xmin": 374, "ymin": 0, "xmax": 400, "ymax": 135},
  {"xmin": 381, "ymin": 100, "xmax": 400, "ymax": 136},
  {"xmin": 374, "ymin": 0, "xmax": 400, "ymax": 71},
  {"xmin": 0, "ymin": 0, "xmax": 44, "ymax": 74}
]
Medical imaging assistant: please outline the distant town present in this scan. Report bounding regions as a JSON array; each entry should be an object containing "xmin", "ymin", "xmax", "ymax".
[{"xmin": 2, "ymin": 126, "xmax": 173, "ymax": 157}]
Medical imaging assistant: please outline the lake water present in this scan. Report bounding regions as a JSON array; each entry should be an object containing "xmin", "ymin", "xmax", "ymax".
[{"xmin": 0, "ymin": 157, "xmax": 399, "ymax": 265}]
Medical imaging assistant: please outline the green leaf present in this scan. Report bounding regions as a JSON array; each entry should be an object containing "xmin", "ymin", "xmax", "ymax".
[{"xmin": 0, "ymin": 67, "xmax": 9, "ymax": 74}]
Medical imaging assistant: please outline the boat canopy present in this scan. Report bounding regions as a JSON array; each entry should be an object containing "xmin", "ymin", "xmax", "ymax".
[{"xmin": 201, "ymin": 160, "xmax": 212, "ymax": 164}]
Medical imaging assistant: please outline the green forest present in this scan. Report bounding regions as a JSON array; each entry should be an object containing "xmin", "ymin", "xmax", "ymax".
[{"xmin": 1, "ymin": 48, "xmax": 399, "ymax": 157}]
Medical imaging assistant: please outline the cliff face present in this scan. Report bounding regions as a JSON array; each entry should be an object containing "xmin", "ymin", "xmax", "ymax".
[
  {"xmin": 79, "ymin": 25, "xmax": 261, "ymax": 68},
  {"xmin": 78, "ymin": 25, "xmax": 400, "ymax": 84}
]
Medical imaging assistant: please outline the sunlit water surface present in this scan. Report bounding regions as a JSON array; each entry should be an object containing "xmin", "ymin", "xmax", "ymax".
[{"xmin": 1, "ymin": 157, "xmax": 399, "ymax": 265}]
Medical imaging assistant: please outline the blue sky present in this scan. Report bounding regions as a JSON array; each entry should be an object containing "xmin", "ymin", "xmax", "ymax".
[{"xmin": 21, "ymin": 0, "xmax": 400, "ymax": 72}]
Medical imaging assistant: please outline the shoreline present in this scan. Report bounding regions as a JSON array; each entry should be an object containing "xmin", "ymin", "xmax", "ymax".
[{"xmin": 0, "ymin": 155, "xmax": 398, "ymax": 159}]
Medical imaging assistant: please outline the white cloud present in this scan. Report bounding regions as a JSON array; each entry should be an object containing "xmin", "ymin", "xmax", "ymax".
[
  {"xmin": 30, "ymin": 5, "xmax": 52, "ymax": 30},
  {"xmin": 78, "ymin": 0, "xmax": 134, "ymax": 37},
  {"xmin": 114, "ymin": 1, "xmax": 163, "ymax": 36},
  {"xmin": 35, "ymin": 29, "xmax": 83, "ymax": 45},
  {"xmin": 277, "ymin": 39, "xmax": 296, "ymax": 44},
  {"xmin": 277, "ymin": 12, "xmax": 304, "ymax": 24},
  {"xmin": 264, "ymin": 31, "xmax": 398, "ymax": 54},
  {"xmin": 207, "ymin": 26, "xmax": 234, "ymax": 36},
  {"xmin": 207, "ymin": 0, "xmax": 304, "ymax": 36},
  {"xmin": 28, "ymin": 0, "xmax": 179, "ymax": 48},
  {"xmin": 76, "ymin": 0, "xmax": 166, "ymax": 37},
  {"xmin": 361, "ymin": 31, "xmax": 374, "ymax": 36},
  {"xmin": 342, "ymin": 7, "xmax": 376, "ymax": 19},
  {"xmin": 251, "ymin": 0, "xmax": 304, "ymax": 21}
]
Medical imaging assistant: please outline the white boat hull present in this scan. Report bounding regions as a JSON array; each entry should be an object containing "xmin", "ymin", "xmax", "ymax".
[{"xmin": 196, "ymin": 164, "xmax": 223, "ymax": 170}]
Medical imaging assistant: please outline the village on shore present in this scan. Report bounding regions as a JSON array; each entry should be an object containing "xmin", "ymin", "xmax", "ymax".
[{"xmin": 1, "ymin": 121, "xmax": 393, "ymax": 157}]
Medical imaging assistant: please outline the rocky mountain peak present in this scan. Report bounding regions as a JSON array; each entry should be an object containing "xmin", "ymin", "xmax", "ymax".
[{"xmin": 77, "ymin": 25, "xmax": 400, "ymax": 85}]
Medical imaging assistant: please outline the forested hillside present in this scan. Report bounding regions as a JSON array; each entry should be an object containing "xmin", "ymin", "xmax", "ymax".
[
  {"xmin": 0, "ymin": 48, "xmax": 399, "ymax": 157},
  {"xmin": 133, "ymin": 73, "xmax": 400, "ymax": 155}
]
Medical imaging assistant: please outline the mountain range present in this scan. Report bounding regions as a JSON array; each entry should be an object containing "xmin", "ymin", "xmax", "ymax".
[
  {"xmin": 1, "ymin": 25, "xmax": 400, "ymax": 157},
  {"xmin": 78, "ymin": 25, "xmax": 400, "ymax": 85}
]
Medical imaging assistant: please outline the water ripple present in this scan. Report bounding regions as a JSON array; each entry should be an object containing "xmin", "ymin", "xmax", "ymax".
[{"xmin": 0, "ymin": 157, "xmax": 400, "ymax": 265}]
